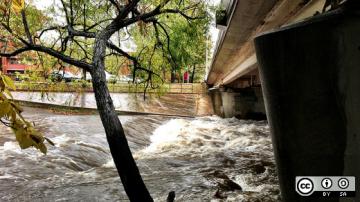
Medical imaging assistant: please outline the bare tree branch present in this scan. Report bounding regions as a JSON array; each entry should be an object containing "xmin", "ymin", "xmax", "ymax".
[
  {"xmin": 0, "ymin": 45, "xmax": 93, "ymax": 71},
  {"xmin": 0, "ymin": 22, "xmax": 30, "ymax": 45},
  {"xmin": 156, "ymin": 22, "xmax": 178, "ymax": 69},
  {"xmin": 106, "ymin": 41, "xmax": 162, "ymax": 81},
  {"xmin": 73, "ymin": 39, "xmax": 91, "ymax": 60},
  {"xmin": 60, "ymin": 0, "xmax": 71, "ymax": 25},
  {"xmin": 161, "ymin": 9, "xmax": 204, "ymax": 20},
  {"xmin": 37, "ymin": 26, "xmax": 66, "ymax": 39},
  {"xmin": 86, "ymin": 18, "xmax": 114, "ymax": 31},
  {"xmin": 0, "ymin": 46, "xmax": 33, "ymax": 57},
  {"xmin": 108, "ymin": 0, "xmax": 121, "ymax": 13},
  {"xmin": 68, "ymin": 26, "xmax": 96, "ymax": 38},
  {"xmin": 32, "ymin": 45, "xmax": 93, "ymax": 71},
  {"xmin": 69, "ymin": 0, "xmax": 74, "ymax": 25},
  {"xmin": 21, "ymin": 10, "xmax": 33, "ymax": 44}
]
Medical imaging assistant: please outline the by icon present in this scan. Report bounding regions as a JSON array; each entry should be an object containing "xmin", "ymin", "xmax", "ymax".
[{"xmin": 321, "ymin": 178, "xmax": 332, "ymax": 189}]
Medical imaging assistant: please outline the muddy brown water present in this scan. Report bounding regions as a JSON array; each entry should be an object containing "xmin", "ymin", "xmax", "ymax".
[{"xmin": 0, "ymin": 92, "xmax": 280, "ymax": 201}]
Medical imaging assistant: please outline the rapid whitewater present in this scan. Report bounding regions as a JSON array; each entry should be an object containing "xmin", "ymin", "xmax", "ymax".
[{"xmin": 0, "ymin": 93, "xmax": 280, "ymax": 201}]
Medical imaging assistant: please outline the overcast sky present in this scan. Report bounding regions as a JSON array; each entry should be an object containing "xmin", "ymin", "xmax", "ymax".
[{"xmin": 32, "ymin": 0, "xmax": 55, "ymax": 10}]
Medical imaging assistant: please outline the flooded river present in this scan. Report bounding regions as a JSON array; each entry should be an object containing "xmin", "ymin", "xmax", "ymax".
[{"xmin": 0, "ymin": 93, "xmax": 280, "ymax": 201}]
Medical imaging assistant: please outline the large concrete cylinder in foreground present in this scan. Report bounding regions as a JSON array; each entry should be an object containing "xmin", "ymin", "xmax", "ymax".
[{"xmin": 255, "ymin": 8, "xmax": 360, "ymax": 202}]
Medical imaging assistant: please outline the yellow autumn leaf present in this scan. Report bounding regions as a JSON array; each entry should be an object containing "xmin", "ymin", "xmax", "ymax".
[
  {"xmin": 14, "ymin": 124, "xmax": 48, "ymax": 154},
  {"xmin": 0, "ymin": 92, "xmax": 6, "ymax": 100},
  {"xmin": 11, "ymin": 0, "xmax": 24, "ymax": 13},
  {"xmin": 29, "ymin": 130, "xmax": 48, "ymax": 154},
  {"xmin": 4, "ymin": 89, "xmax": 13, "ymax": 99},
  {"xmin": 36, "ymin": 139, "xmax": 47, "ymax": 154},
  {"xmin": 0, "ymin": 79, "xmax": 53, "ymax": 155},
  {"xmin": 9, "ymin": 109, "xmax": 16, "ymax": 121},
  {"xmin": 2, "ymin": 75, "xmax": 16, "ymax": 90},
  {"xmin": 10, "ymin": 101, "xmax": 23, "ymax": 113},
  {"xmin": 0, "ymin": 101, "xmax": 11, "ymax": 117},
  {"xmin": 15, "ymin": 127, "xmax": 33, "ymax": 149}
]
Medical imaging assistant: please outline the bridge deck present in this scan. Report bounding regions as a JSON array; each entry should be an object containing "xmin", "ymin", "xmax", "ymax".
[{"xmin": 207, "ymin": 0, "xmax": 326, "ymax": 87}]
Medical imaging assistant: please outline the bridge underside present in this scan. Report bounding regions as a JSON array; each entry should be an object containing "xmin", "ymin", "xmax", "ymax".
[{"xmin": 207, "ymin": 0, "xmax": 326, "ymax": 118}]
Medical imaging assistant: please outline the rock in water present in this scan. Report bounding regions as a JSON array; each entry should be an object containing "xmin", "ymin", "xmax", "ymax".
[{"xmin": 167, "ymin": 191, "xmax": 175, "ymax": 202}]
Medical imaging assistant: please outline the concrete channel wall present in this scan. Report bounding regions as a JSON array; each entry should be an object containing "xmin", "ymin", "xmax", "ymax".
[{"xmin": 14, "ymin": 82, "xmax": 207, "ymax": 94}]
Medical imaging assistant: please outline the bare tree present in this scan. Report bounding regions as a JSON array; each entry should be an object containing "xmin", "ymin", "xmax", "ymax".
[{"xmin": 0, "ymin": 0, "xmax": 206, "ymax": 201}]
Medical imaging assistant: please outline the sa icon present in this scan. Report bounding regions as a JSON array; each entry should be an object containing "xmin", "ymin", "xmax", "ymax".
[
  {"xmin": 296, "ymin": 178, "xmax": 314, "ymax": 196},
  {"xmin": 338, "ymin": 178, "xmax": 349, "ymax": 189}
]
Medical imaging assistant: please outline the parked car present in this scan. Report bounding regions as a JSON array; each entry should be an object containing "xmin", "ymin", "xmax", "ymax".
[
  {"xmin": 85, "ymin": 71, "xmax": 116, "ymax": 83},
  {"xmin": 118, "ymin": 75, "xmax": 142, "ymax": 83},
  {"xmin": 49, "ymin": 72, "xmax": 62, "ymax": 82},
  {"xmin": 108, "ymin": 75, "xmax": 119, "ymax": 84},
  {"xmin": 118, "ymin": 75, "xmax": 132, "ymax": 83},
  {"xmin": 50, "ymin": 70, "xmax": 80, "ymax": 82}
]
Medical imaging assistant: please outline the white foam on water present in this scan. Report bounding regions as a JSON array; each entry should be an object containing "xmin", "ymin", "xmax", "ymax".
[
  {"xmin": 133, "ymin": 116, "xmax": 278, "ymax": 201},
  {"xmin": 0, "ymin": 173, "xmax": 18, "ymax": 180},
  {"xmin": 144, "ymin": 119, "xmax": 188, "ymax": 153},
  {"xmin": 52, "ymin": 134, "xmax": 74, "ymax": 147},
  {"xmin": 101, "ymin": 160, "xmax": 115, "ymax": 168},
  {"xmin": 138, "ymin": 117, "xmax": 271, "ymax": 159},
  {"xmin": 2, "ymin": 141, "xmax": 20, "ymax": 152}
]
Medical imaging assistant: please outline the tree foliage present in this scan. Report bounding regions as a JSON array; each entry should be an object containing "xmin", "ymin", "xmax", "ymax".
[
  {"xmin": 0, "ymin": 71, "xmax": 54, "ymax": 154},
  {"xmin": 131, "ymin": 6, "xmax": 210, "ymax": 83}
]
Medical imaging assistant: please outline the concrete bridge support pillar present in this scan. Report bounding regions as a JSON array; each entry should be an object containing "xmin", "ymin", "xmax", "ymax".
[
  {"xmin": 209, "ymin": 86, "xmax": 266, "ymax": 119},
  {"xmin": 255, "ymin": 8, "xmax": 360, "ymax": 202}
]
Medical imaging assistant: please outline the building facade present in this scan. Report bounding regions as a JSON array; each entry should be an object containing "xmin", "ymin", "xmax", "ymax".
[
  {"xmin": 1, "ymin": 56, "xmax": 29, "ymax": 74},
  {"xmin": 0, "ymin": 38, "xmax": 29, "ymax": 74}
]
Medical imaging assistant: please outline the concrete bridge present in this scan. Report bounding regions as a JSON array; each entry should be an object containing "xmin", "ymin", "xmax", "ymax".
[
  {"xmin": 207, "ymin": 1, "xmax": 360, "ymax": 201},
  {"xmin": 207, "ymin": 0, "xmax": 327, "ymax": 118}
]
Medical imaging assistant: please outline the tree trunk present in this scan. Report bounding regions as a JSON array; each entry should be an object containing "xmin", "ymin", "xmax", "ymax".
[
  {"xmin": 171, "ymin": 69, "xmax": 176, "ymax": 83},
  {"xmin": 178, "ymin": 69, "xmax": 182, "ymax": 83},
  {"xmin": 82, "ymin": 69, "xmax": 87, "ymax": 80},
  {"xmin": 190, "ymin": 64, "xmax": 196, "ymax": 83},
  {"xmin": 162, "ymin": 67, "xmax": 166, "ymax": 81},
  {"xmin": 91, "ymin": 38, "xmax": 153, "ymax": 202}
]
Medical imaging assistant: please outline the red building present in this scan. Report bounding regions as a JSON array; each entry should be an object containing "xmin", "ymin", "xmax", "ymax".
[
  {"xmin": 1, "ymin": 56, "xmax": 29, "ymax": 74},
  {"xmin": 0, "ymin": 38, "xmax": 29, "ymax": 74}
]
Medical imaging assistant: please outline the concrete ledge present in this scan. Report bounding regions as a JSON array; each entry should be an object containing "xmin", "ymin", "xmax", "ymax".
[{"xmin": 13, "ymin": 100, "xmax": 195, "ymax": 118}]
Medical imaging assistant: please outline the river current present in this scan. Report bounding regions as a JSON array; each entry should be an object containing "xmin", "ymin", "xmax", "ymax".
[{"xmin": 0, "ymin": 93, "xmax": 280, "ymax": 201}]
